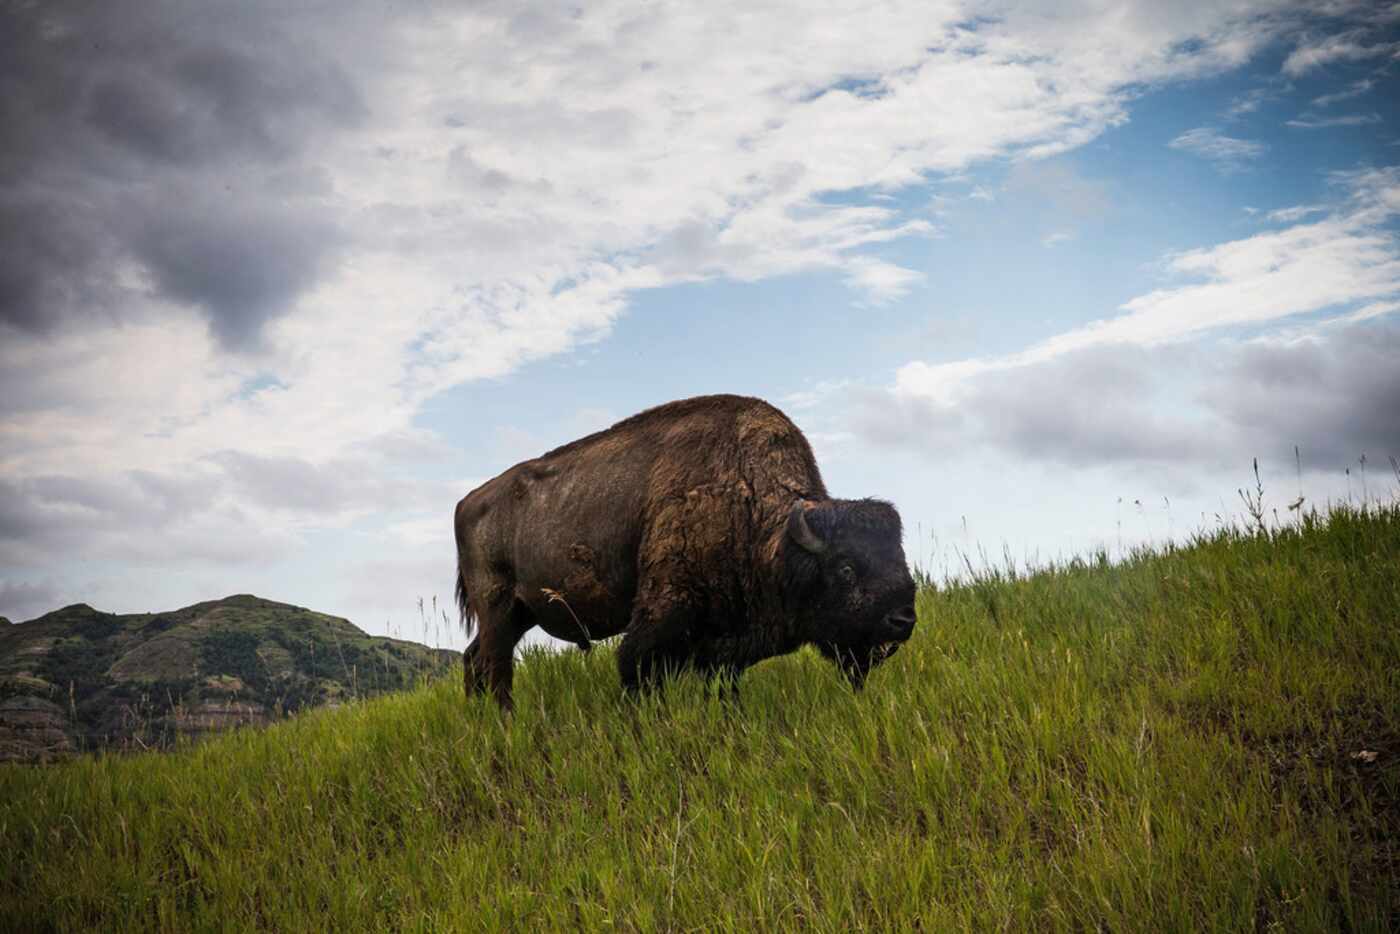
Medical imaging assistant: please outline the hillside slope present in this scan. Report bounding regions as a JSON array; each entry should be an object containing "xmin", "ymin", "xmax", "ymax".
[
  {"xmin": 0, "ymin": 595, "xmax": 455, "ymax": 762},
  {"xmin": 2, "ymin": 507, "xmax": 1397, "ymax": 931}
]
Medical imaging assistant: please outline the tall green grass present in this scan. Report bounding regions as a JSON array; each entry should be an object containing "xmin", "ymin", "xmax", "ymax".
[{"xmin": 2, "ymin": 505, "xmax": 1397, "ymax": 931}]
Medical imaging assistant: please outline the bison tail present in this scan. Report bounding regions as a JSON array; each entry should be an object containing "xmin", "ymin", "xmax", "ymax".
[{"xmin": 455, "ymin": 562, "xmax": 476, "ymax": 637}]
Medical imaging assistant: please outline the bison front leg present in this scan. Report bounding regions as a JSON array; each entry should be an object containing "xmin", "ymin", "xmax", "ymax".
[{"xmin": 616, "ymin": 596, "xmax": 701, "ymax": 693}]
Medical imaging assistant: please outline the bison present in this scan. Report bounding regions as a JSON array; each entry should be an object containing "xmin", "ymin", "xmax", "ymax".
[{"xmin": 453, "ymin": 394, "xmax": 917, "ymax": 708}]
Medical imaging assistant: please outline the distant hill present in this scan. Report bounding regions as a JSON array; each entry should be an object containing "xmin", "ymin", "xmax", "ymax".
[{"xmin": 0, "ymin": 595, "xmax": 457, "ymax": 763}]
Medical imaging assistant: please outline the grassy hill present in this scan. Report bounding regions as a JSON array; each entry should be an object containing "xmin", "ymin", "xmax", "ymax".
[
  {"xmin": 2, "ymin": 506, "xmax": 1397, "ymax": 931},
  {"xmin": 0, "ymin": 595, "xmax": 456, "ymax": 763}
]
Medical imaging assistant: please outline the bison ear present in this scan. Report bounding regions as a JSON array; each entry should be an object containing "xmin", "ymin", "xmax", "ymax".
[{"xmin": 787, "ymin": 502, "xmax": 826, "ymax": 554}]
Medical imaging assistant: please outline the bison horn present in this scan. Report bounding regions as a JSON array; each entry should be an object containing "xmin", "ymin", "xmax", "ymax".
[{"xmin": 787, "ymin": 502, "xmax": 826, "ymax": 554}]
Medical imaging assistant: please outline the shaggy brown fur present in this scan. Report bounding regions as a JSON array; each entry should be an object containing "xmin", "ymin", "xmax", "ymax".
[{"xmin": 453, "ymin": 394, "xmax": 916, "ymax": 708}]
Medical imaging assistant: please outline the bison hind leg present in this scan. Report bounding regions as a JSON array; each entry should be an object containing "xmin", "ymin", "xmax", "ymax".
[{"xmin": 465, "ymin": 595, "xmax": 535, "ymax": 710}]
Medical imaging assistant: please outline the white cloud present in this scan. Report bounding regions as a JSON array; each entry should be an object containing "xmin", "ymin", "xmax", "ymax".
[
  {"xmin": 1041, "ymin": 231, "xmax": 1075, "ymax": 247},
  {"xmin": 1168, "ymin": 126, "xmax": 1267, "ymax": 169},
  {"xmin": 1283, "ymin": 30, "xmax": 1400, "ymax": 75},
  {"xmin": 843, "ymin": 258, "xmax": 925, "ymax": 304},
  {"xmin": 1265, "ymin": 204, "xmax": 1327, "ymax": 223},
  {"xmin": 1313, "ymin": 78, "xmax": 1374, "ymax": 107},
  {"xmin": 890, "ymin": 166, "xmax": 1400, "ymax": 405},
  {"xmin": 1285, "ymin": 112, "xmax": 1383, "ymax": 129},
  {"xmin": 1224, "ymin": 87, "xmax": 1271, "ymax": 119}
]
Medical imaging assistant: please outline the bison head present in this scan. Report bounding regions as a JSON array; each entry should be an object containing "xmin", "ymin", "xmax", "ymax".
[{"xmin": 786, "ymin": 498, "xmax": 917, "ymax": 688}]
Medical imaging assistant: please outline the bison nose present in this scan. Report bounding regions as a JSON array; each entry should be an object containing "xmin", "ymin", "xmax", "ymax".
[{"xmin": 883, "ymin": 604, "xmax": 917, "ymax": 640}]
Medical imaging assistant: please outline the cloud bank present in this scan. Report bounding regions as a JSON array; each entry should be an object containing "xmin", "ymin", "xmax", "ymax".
[{"xmin": 843, "ymin": 168, "xmax": 1400, "ymax": 473}]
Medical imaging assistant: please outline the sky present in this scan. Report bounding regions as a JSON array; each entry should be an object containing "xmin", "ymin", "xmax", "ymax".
[{"xmin": 2, "ymin": 0, "xmax": 1399, "ymax": 649}]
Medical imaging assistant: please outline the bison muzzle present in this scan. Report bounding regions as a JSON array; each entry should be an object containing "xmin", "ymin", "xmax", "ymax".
[{"xmin": 453, "ymin": 394, "xmax": 917, "ymax": 708}]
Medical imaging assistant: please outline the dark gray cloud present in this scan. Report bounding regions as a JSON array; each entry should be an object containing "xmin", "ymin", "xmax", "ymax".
[
  {"xmin": 1202, "ymin": 318, "xmax": 1400, "ymax": 469},
  {"xmin": 133, "ymin": 199, "xmax": 340, "ymax": 349},
  {"xmin": 850, "ymin": 344, "xmax": 1222, "ymax": 468},
  {"xmin": 1, "ymin": 3, "xmax": 365, "ymax": 172},
  {"xmin": 1, "ymin": 469, "xmax": 222, "ymax": 543},
  {"xmin": 0, "ymin": 195, "xmax": 111, "ymax": 330},
  {"xmin": 0, "ymin": 468, "xmax": 274, "ymax": 569},
  {"xmin": 0, "ymin": 444, "xmax": 463, "ymax": 603},
  {"xmin": 84, "ymin": 38, "xmax": 364, "ymax": 166},
  {"xmin": 0, "ymin": 0, "xmax": 364, "ymax": 348},
  {"xmin": 0, "ymin": 478, "xmax": 51, "ymax": 545},
  {"xmin": 973, "ymin": 345, "xmax": 1224, "ymax": 468},
  {"xmin": 849, "ymin": 319, "xmax": 1400, "ymax": 474}
]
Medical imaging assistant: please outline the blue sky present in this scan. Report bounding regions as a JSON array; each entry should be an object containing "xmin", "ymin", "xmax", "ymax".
[{"xmin": 2, "ymin": 1, "xmax": 1398, "ymax": 649}]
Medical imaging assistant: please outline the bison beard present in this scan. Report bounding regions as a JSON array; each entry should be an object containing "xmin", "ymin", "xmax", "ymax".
[{"xmin": 453, "ymin": 394, "xmax": 917, "ymax": 709}]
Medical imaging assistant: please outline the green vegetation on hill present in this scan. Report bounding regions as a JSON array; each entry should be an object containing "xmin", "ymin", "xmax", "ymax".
[
  {"xmin": 2, "ymin": 507, "xmax": 1398, "ymax": 931},
  {"xmin": 0, "ymin": 595, "xmax": 456, "ymax": 762}
]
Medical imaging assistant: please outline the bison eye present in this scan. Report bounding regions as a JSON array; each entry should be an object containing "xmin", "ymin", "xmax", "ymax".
[{"xmin": 838, "ymin": 564, "xmax": 856, "ymax": 584}]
